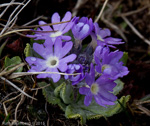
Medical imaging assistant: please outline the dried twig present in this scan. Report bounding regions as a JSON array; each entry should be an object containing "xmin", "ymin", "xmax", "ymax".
[
  {"xmin": 0, "ymin": 0, "xmax": 26, "ymax": 35},
  {"xmin": 7, "ymin": 17, "xmax": 18, "ymax": 32},
  {"xmin": 0, "ymin": 29, "xmax": 31, "ymax": 38},
  {"xmin": 137, "ymin": 105, "xmax": 150, "ymax": 116},
  {"xmin": 0, "ymin": 76, "xmax": 37, "ymax": 100},
  {"xmin": 0, "ymin": 91, "xmax": 18, "ymax": 103},
  {"xmin": 22, "ymin": 15, "xmax": 44, "ymax": 26},
  {"xmin": 0, "ymin": 2, "xmax": 24, "ymax": 8},
  {"xmin": 15, "ymin": 87, "xmax": 26, "ymax": 121},
  {"xmin": 45, "ymin": 102, "xmax": 50, "ymax": 126},
  {"xmin": 0, "ymin": 0, "xmax": 31, "ymax": 35},
  {"xmin": 101, "ymin": 15, "xmax": 127, "ymax": 42},
  {"xmin": 16, "ymin": 20, "xmax": 70, "ymax": 29},
  {"xmin": 72, "ymin": 0, "xmax": 88, "ymax": 16},
  {"xmin": 30, "ymin": 84, "xmax": 51, "ymax": 91},
  {"xmin": 94, "ymin": 0, "xmax": 109, "ymax": 22},
  {"xmin": 11, "ymin": 120, "xmax": 32, "ymax": 126},
  {"xmin": 9, "ymin": 71, "xmax": 81, "ymax": 79},
  {"xmin": 122, "ymin": 16, "xmax": 150, "ymax": 45},
  {"xmin": 3, "ymin": 93, "xmax": 22, "ymax": 116},
  {"xmin": 117, "ymin": 5, "xmax": 150, "ymax": 17},
  {"xmin": 0, "ymin": 63, "xmax": 25, "ymax": 77},
  {"xmin": 0, "ymin": 0, "xmax": 15, "ymax": 18},
  {"xmin": 0, "ymin": 21, "xmax": 70, "ymax": 38}
]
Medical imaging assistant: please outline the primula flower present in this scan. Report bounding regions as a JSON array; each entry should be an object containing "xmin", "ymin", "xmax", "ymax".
[
  {"xmin": 90, "ymin": 23, "xmax": 124, "ymax": 48},
  {"xmin": 26, "ymin": 37, "xmax": 76, "ymax": 82},
  {"xmin": 79, "ymin": 63, "xmax": 117, "ymax": 107},
  {"xmin": 65, "ymin": 64, "xmax": 85, "ymax": 85},
  {"xmin": 72, "ymin": 17, "xmax": 93, "ymax": 48},
  {"xmin": 27, "ymin": 11, "xmax": 76, "ymax": 43},
  {"xmin": 94, "ymin": 45, "xmax": 129, "ymax": 80}
]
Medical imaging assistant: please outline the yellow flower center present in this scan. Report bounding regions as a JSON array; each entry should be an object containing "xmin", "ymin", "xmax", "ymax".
[
  {"xmin": 101, "ymin": 64, "xmax": 110, "ymax": 72},
  {"xmin": 97, "ymin": 35, "xmax": 104, "ymax": 41},
  {"xmin": 90, "ymin": 83, "xmax": 99, "ymax": 95},
  {"xmin": 50, "ymin": 31, "xmax": 62, "ymax": 38}
]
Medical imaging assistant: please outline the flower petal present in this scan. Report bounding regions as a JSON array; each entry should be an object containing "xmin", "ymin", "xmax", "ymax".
[
  {"xmin": 78, "ymin": 24, "xmax": 90, "ymax": 40},
  {"xmin": 99, "ymin": 87, "xmax": 117, "ymax": 102},
  {"xmin": 59, "ymin": 11, "xmax": 72, "ymax": 31},
  {"xmin": 33, "ymin": 43, "xmax": 52, "ymax": 59},
  {"xmin": 79, "ymin": 87, "xmax": 90, "ymax": 95},
  {"xmin": 50, "ymin": 68, "xmax": 61, "ymax": 82},
  {"xmin": 51, "ymin": 12, "xmax": 61, "ymax": 30},
  {"xmin": 43, "ymin": 37, "xmax": 54, "ymax": 48},
  {"xmin": 61, "ymin": 36, "xmax": 71, "ymax": 41},
  {"xmin": 36, "ymin": 67, "xmax": 61, "ymax": 82},
  {"xmin": 58, "ymin": 54, "xmax": 76, "ymax": 72},
  {"xmin": 38, "ymin": 20, "xmax": 53, "ymax": 31},
  {"xmin": 61, "ymin": 41, "xmax": 73, "ymax": 58},
  {"xmin": 54, "ymin": 38, "xmax": 62, "ymax": 58},
  {"xmin": 59, "ymin": 54, "xmax": 76, "ymax": 63},
  {"xmin": 54, "ymin": 38, "xmax": 73, "ymax": 58},
  {"xmin": 29, "ymin": 65, "xmax": 47, "ymax": 72},
  {"xmin": 25, "ymin": 57, "xmax": 45, "ymax": 66},
  {"xmin": 94, "ymin": 95, "xmax": 106, "ymax": 107},
  {"xmin": 84, "ymin": 92, "xmax": 93, "ymax": 106}
]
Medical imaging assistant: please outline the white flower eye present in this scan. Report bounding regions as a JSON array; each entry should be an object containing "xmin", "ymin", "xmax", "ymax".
[{"xmin": 46, "ymin": 56, "xmax": 59, "ymax": 68}]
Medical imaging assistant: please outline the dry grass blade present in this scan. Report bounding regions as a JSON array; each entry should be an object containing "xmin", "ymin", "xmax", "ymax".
[
  {"xmin": 117, "ymin": 5, "xmax": 150, "ymax": 17},
  {"xmin": 9, "ymin": 71, "xmax": 81, "ymax": 79},
  {"xmin": 101, "ymin": 15, "xmax": 127, "ymax": 42},
  {"xmin": 72, "ymin": 0, "xmax": 88, "ymax": 16},
  {"xmin": 30, "ymin": 84, "xmax": 51, "ymax": 91},
  {"xmin": 17, "ymin": 20, "xmax": 70, "ymax": 29},
  {"xmin": 0, "ymin": 76, "xmax": 37, "ymax": 100},
  {"xmin": 22, "ymin": 15, "xmax": 45, "ymax": 26},
  {"xmin": 10, "ymin": 120, "xmax": 32, "ymax": 126},
  {"xmin": 0, "ymin": 91, "xmax": 18, "ymax": 103},
  {"xmin": 0, "ymin": 2, "xmax": 24, "ymax": 8},
  {"xmin": 137, "ymin": 105, "xmax": 150, "ymax": 116},
  {"xmin": 0, "ymin": 63, "xmax": 25, "ymax": 77},
  {"xmin": 15, "ymin": 87, "xmax": 26, "ymax": 121},
  {"xmin": 0, "ymin": 0, "xmax": 31, "ymax": 35},
  {"xmin": 122, "ymin": 16, "xmax": 150, "ymax": 45},
  {"xmin": 0, "ymin": 21, "xmax": 70, "ymax": 38},
  {"xmin": 2, "ymin": 93, "xmax": 22, "ymax": 116},
  {"xmin": 0, "ymin": 0, "xmax": 26, "ymax": 35},
  {"xmin": 94, "ymin": 0, "xmax": 109, "ymax": 22},
  {"xmin": 0, "ymin": 29, "xmax": 31, "ymax": 38},
  {"xmin": 0, "ymin": 0, "xmax": 15, "ymax": 18}
]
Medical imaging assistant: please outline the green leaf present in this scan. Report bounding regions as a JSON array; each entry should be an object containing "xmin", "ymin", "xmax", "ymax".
[
  {"xmin": 54, "ymin": 82, "xmax": 65, "ymax": 97},
  {"xmin": 4, "ymin": 56, "xmax": 23, "ymax": 72},
  {"xmin": 65, "ymin": 95, "xmax": 130, "ymax": 125},
  {"xmin": 60, "ymin": 83, "xmax": 74, "ymax": 104},
  {"xmin": 30, "ymin": 38, "xmax": 45, "ymax": 47},
  {"xmin": 4, "ymin": 113, "xmax": 10, "ymax": 123},
  {"xmin": 139, "ymin": 94, "xmax": 150, "ymax": 102},
  {"xmin": 24, "ymin": 43, "xmax": 43, "ymax": 59},
  {"xmin": 113, "ymin": 79, "xmax": 124, "ymax": 95},
  {"xmin": 120, "ymin": 22, "xmax": 128, "ymax": 30},
  {"xmin": 64, "ymin": 30, "xmax": 75, "ymax": 42},
  {"xmin": 38, "ymin": 82, "xmax": 66, "ymax": 111},
  {"xmin": 0, "ymin": 40, "xmax": 7, "ymax": 57},
  {"xmin": 38, "ymin": 81, "xmax": 130, "ymax": 125},
  {"xmin": 120, "ymin": 52, "xmax": 128, "ymax": 66},
  {"xmin": 24, "ymin": 43, "xmax": 33, "ymax": 57}
]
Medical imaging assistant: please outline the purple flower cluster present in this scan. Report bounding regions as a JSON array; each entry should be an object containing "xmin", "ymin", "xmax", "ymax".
[{"xmin": 26, "ymin": 11, "xmax": 129, "ymax": 107}]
